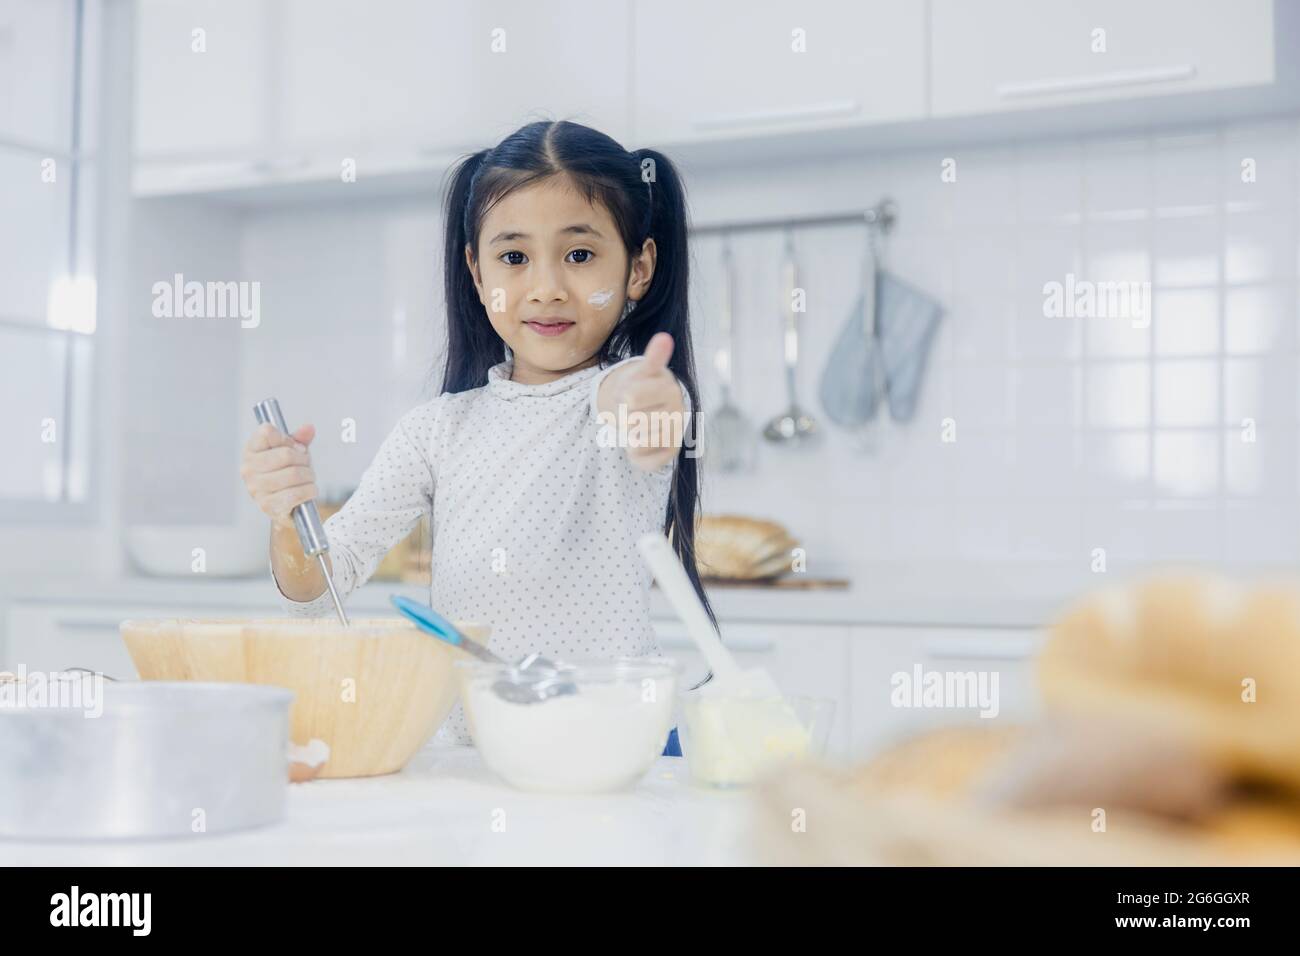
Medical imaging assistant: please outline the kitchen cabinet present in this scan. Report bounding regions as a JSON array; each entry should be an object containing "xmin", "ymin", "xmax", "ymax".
[
  {"xmin": 131, "ymin": 0, "xmax": 632, "ymax": 196},
  {"xmin": 132, "ymin": 0, "xmax": 270, "ymax": 160},
  {"xmin": 131, "ymin": 0, "xmax": 275, "ymax": 194},
  {"xmin": 930, "ymin": 0, "xmax": 1275, "ymax": 118},
  {"xmin": 632, "ymin": 0, "xmax": 927, "ymax": 144},
  {"xmin": 466, "ymin": 0, "xmax": 632, "ymax": 147},
  {"xmin": 4, "ymin": 601, "xmax": 283, "ymax": 677},
  {"xmin": 277, "ymin": 0, "xmax": 480, "ymax": 160},
  {"xmin": 0, "ymin": 0, "xmax": 78, "ymax": 150},
  {"xmin": 848, "ymin": 625, "xmax": 1046, "ymax": 758},
  {"xmin": 128, "ymin": 0, "xmax": 1294, "ymax": 200},
  {"xmin": 6, "ymin": 593, "xmax": 1049, "ymax": 764},
  {"xmin": 651, "ymin": 618, "xmax": 853, "ymax": 756}
]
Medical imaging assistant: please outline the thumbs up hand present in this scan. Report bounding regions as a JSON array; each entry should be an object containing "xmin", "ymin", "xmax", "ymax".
[{"xmin": 596, "ymin": 331, "xmax": 688, "ymax": 471}]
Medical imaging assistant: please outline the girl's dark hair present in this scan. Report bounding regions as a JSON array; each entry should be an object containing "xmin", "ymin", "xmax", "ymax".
[{"xmin": 440, "ymin": 120, "xmax": 717, "ymax": 633}]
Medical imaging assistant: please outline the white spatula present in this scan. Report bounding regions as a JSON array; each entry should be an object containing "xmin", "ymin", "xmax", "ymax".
[
  {"xmin": 639, "ymin": 532, "xmax": 811, "ymax": 776},
  {"xmin": 637, "ymin": 532, "xmax": 782, "ymax": 699}
]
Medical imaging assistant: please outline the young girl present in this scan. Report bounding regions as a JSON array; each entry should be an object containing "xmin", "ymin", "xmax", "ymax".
[{"xmin": 240, "ymin": 120, "xmax": 715, "ymax": 748}]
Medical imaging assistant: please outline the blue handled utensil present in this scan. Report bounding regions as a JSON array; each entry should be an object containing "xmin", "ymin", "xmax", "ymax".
[
  {"xmin": 390, "ymin": 595, "xmax": 498, "ymax": 660},
  {"xmin": 389, "ymin": 595, "xmax": 577, "ymax": 705}
]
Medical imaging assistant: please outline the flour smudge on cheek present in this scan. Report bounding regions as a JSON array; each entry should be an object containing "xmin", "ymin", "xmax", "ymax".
[{"xmin": 587, "ymin": 289, "xmax": 616, "ymax": 310}]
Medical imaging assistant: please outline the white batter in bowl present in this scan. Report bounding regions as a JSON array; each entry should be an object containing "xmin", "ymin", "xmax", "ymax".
[{"xmin": 457, "ymin": 657, "xmax": 680, "ymax": 793}]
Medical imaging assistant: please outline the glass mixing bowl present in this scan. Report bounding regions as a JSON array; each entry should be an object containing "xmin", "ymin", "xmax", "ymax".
[
  {"xmin": 456, "ymin": 656, "xmax": 682, "ymax": 793},
  {"xmin": 678, "ymin": 693, "xmax": 836, "ymax": 788}
]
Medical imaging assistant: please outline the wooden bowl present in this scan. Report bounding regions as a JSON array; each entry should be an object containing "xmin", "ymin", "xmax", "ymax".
[{"xmin": 120, "ymin": 617, "xmax": 489, "ymax": 778}]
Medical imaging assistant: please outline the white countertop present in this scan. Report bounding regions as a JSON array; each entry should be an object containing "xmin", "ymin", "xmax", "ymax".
[
  {"xmin": 2, "ymin": 744, "xmax": 758, "ymax": 866},
  {"xmin": 5, "ymin": 560, "xmax": 1090, "ymax": 628}
]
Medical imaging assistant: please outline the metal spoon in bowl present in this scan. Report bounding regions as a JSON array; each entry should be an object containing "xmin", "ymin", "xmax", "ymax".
[
  {"xmin": 763, "ymin": 229, "xmax": 817, "ymax": 445},
  {"xmin": 390, "ymin": 595, "xmax": 577, "ymax": 705}
]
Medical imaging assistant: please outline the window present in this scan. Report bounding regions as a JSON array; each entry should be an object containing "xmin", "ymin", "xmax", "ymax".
[{"xmin": 0, "ymin": 0, "xmax": 97, "ymax": 519}]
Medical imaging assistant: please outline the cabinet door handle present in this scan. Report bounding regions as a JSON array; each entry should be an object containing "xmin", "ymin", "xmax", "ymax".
[
  {"xmin": 997, "ymin": 64, "xmax": 1196, "ymax": 99},
  {"xmin": 251, "ymin": 157, "xmax": 311, "ymax": 175},
  {"xmin": 692, "ymin": 99, "xmax": 859, "ymax": 131},
  {"xmin": 57, "ymin": 619, "xmax": 129, "ymax": 631},
  {"xmin": 654, "ymin": 634, "xmax": 775, "ymax": 653},
  {"xmin": 924, "ymin": 637, "xmax": 1033, "ymax": 661}
]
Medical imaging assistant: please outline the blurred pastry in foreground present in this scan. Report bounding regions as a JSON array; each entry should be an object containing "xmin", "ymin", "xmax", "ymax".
[
  {"xmin": 755, "ymin": 723, "xmax": 1300, "ymax": 866},
  {"xmin": 1039, "ymin": 572, "xmax": 1300, "ymax": 789},
  {"xmin": 752, "ymin": 571, "xmax": 1300, "ymax": 865},
  {"xmin": 968, "ymin": 719, "xmax": 1233, "ymax": 822}
]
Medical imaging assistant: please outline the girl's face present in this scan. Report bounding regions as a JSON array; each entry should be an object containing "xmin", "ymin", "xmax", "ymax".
[{"xmin": 466, "ymin": 175, "xmax": 657, "ymax": 385}]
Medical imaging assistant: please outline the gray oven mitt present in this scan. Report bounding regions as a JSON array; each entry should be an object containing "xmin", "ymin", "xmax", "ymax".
[
  {"xmin": 819, "ymin": 290, "xmax": 884, "ymax": 427},
  {"xmin": 877, "ymin": 270, "xmax": 944, "ymax": 423},
  {"xmin": 819, "ymin": 270, "xmax": 945, "ymax": 427}
]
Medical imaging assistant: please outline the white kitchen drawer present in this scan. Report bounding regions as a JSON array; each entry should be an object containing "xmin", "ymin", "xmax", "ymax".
[
  {"xmin": 651, "ymin": 618, "xmax": 853, "ymax": 757},
  {"xmin": 4, "ymin": 601, "xmax": 281, "ymax": 678},
  {"xmin": 930, "ymin": 0, "xmax": 1275, "ymax": 118},
  {"xmin": 848, "ymin": 625, "xmax": 1046, "ymax": 759}
]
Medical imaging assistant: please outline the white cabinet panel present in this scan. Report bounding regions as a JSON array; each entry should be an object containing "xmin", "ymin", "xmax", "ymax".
[
  {"xmin": 7, "ymin": 604, "xmax": 139, "ymax": 677},
  {"xmin": 0, "ymin": 332, "xmax": 71, "ymax": 499},
  {"xmin": 279, "ymin": 0, "xmax": 480, "ymax": 157},
  {"xmin": 6, "ymin": 596, "xmax": 1045, "ymax": 773},
  {"xmin": 133, "ymin": 0, "xmax": 632, "ymax": 193},
  {"xmin": 848, "ymin": 625, "xmax": 1046, "ymax": 759},
  {"xmin": 0, "ymin": 149, "xmax": 71, "ymax": 320},
  {"xmin": 0, "ymin": 0, "xmax": 77, "ymax": 149},
  {"xmin": 633, "ymin": 0, "xmax": 926, "ymax": 144},
  {"xmin": 133, "ymin": 0, "xmax": 270, "ymax": 158},
  {"xmin": 4, "ymin": 602, "xmax": 283, "ymax": 677},
  {"xmin": 652, "ymin": 618, "xmax": 852, "ymax": 756},
  {"xmin": 930, "ymin": 0, "xmax": 1275, "ymax": 117},
  {"xmin": 467, "ymin": 0, "xmax": 631, "ymax": 146}
]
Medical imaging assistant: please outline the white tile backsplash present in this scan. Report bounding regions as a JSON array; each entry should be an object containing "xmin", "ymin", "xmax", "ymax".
[
  {"xmin": 1154, "ymin": 360, "xmax": 1221, "ymax": 427},
  {"xmin": 237, "ymin": 199, "xmax": 443, "ymax": 500},
  {"xmin": 211, "ymin": 118, "xmax": 1300, "ymax": 590},
  {"xmin": 1081, "ymin": 432, "xmax": 1150, "ymax": 499},
  {"xmin": 1225, "ymin": 283, "xmax": 1295, "ymax": 352},
  {"xmin": 1084, "ymin": 137, "xmax": 1151, "ymax": 218},
  {"xmin": 1155, "ymin": 287, "xmax": 1221, "ymax": 355},
  {"xmin": 1152, "ymin": 131, "xmax": 1222, "ymax": 212},
  {"xmin": 1225, "ymin": 212, "xmax": 1296, "ymax": 283},
  {"xmin": 1153, "ymin": 432, "xmax": 1222, "ymax": 498},
  {"xmin": 1154, "ymin": 214, "xmax": 1221, "ymax": 286},
  {"xmin": 1224, "ymin": 354, "xmax": 1297, "ymax": 426},
  {"xmin": 1086, "ymin": 362, "xmax": 1151, "ymax": 428}
]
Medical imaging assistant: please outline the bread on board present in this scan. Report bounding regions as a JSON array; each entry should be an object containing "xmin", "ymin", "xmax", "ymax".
[{"xmin": 693, "ymin": 514, "xmax": 799, "ymax": 580}]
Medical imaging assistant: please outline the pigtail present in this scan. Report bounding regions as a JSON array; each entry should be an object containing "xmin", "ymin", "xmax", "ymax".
[
  {"xmin": 441, "ymin": 149, "xmax": 505, "ymax": 394},
  {"xmin": 615, "ymin": 148, "xmax": 719, "ymax": 635}
]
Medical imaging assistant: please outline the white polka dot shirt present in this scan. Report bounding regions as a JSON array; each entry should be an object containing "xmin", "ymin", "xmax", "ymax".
[{"xmin": 271, "ymin": 352, "xmax": 690, "ymax": 744}]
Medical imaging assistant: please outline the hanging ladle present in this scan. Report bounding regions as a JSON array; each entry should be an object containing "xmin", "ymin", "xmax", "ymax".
[
  {"xmin": 709, "ymin": 234, "xmax": 756, "ymax": 470},
  {"xmin": 763, "ymin": 228, "xmax": 817, "ymax": 445}
]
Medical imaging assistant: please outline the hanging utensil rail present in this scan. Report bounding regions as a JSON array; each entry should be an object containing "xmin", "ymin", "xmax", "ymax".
[{"xmin": 688, "ymin": 198, "xmax": 898, "ymax": 238}]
